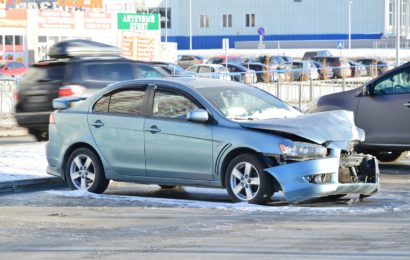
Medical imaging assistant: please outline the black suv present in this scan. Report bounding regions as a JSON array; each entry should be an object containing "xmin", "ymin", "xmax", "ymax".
[{"xmin": 15, "ymin": 40, "xmax": 167, "ymax": 141}]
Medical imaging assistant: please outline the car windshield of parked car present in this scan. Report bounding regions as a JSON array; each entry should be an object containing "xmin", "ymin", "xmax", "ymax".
[
  {"xmin": 197, "ymin": 86, "xmax": 302, "ymax": 120},
  {"xmin": 216, "ymin": 66, "xmax": 229, "ymax": 73}
]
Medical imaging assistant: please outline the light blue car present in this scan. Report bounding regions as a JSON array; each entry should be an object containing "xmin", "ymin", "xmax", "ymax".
[{"xmin": 46, "ymin": 78, "xmax": 379, "ymax": 204}]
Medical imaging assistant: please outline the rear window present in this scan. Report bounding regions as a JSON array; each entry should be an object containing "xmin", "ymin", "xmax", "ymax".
[
  {"xmin": 83, "ymin": 62, "xmax": 135, "ymax": 82},
  {"xmin": 20, "ymin": 64, "xmax": 65, "ymax": 83}
]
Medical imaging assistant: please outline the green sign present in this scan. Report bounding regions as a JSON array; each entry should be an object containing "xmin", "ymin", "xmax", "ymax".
[{"xmin": 117, "ymin": 13, "xmax": 160, "ymax": 31}]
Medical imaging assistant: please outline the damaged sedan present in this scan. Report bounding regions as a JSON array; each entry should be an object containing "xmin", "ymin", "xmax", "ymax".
[{"xmin": 46, "ymin": 78, "xmax": 379, "ymax": 204}]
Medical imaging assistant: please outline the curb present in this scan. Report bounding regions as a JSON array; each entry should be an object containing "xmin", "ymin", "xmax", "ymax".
[
  {"xmin": 0, "ymin": 127, "xmax": 29, "ymax": 137},
  {"xmin": 0, "ymin": 177, "xmax": 65, "ymax": 192}
]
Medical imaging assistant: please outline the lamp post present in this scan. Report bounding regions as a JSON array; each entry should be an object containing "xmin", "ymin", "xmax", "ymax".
[
  {"xmin": 396, "ymin": 0, "xmax": 401, "ymax": 66},
  {"xmin": 189, "ymin": 0, "xmax": 192, "ymax": 50},
  {"xmin": 348, "ymin": 0, "xmax": 352, "ymax": 49},
  {"xmin": 165, "ymin": 0, "xmax": 168, "ymax": 43}
]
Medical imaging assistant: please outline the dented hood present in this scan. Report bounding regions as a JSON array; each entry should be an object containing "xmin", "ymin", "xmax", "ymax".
[{"xmin": 239, "ymin": 110, "xmax": 364, "ymax": 144}]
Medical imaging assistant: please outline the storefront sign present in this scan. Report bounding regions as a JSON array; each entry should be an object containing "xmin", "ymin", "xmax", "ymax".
[
  {"xmin": 84, "ymin": 12, "xmax": 111, "ymax": 30},
  {"xmin": 121, "ymin": 31, "xmax": 159, "ymax": 61},
  {"xmin": 0, "ymin": 9, "xmax": 26, "ymax": 27},
  {"xmin": 117, "ymin": 13, "xmax": 159, "ymax": 31},
  {"xmin": 38, "ymin": 10, "xmax": 75, "ymax": 29},
  {"xmin": 57, "ymin": 0, "xmax": 102, "ymax": 9}
]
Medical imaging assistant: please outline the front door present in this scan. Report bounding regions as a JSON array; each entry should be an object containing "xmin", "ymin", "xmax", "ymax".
[
  {"xmin": 356, "ymin": 67, "xmax": 410, "ymax": 146},
  {"xmin": 144, "ymin": 87, "xmax": 214, "ymax": 181}
]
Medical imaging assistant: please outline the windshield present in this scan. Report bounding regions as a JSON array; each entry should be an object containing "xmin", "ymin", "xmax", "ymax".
[{"xmin": 197, "ymin": 86, "xmax": 302, "ymax": 121}]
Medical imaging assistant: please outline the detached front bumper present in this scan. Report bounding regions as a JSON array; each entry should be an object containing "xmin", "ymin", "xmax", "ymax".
[{"xmin": 265, "ymin": 154, "xmax": 379, "ymax": 204}]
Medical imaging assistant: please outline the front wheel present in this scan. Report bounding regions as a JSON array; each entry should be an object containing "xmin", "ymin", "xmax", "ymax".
[
  {"xmin": 65, "ymin": 147, "xmax": 109, "ymax": 193},
  {"xmin": 225, "ymin": 153, "xmax": 274, "ymax": 204}
]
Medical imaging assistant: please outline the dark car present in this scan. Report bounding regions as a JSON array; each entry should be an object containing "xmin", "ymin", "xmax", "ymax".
[
  {"xmin": 223, "ymin": 63, "xmax": 256, "ymax": 84},
  {"xmin": 311, "ymin": 56, "xmax": 351, "ymax": 78},
  {"xmin": 355, "ymin": 58, "xmax": 393, "ymax": 77},
  {"xmin": 15, "ymin": 39, "xmax": 167, "ymax": 141},
  {"xmin": 308, "ymin": 62, "xmax": 410, "ymax": 162},
  {"xmin": 141, "ymin": 61, "xmax": 192, "ymax": 77},
  {"xmin": 242, "ymin": 62, "xmax": 277, "ymax": 82},
  {"xmin": 206, "ymin": 56, "xmax": 243, "ymax": 65},
  {"xmin": 348, "ymin": 60, "xmax": 367, "ymax": 77},
  {"xmin": 255, "ymin": 55, "xmax": 286, "ymax": 70}
]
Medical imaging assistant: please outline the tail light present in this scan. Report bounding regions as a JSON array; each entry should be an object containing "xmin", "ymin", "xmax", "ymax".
[
  {"xmin": 49, "ymin": 112, "xmax": 55, "ymax": 125},
  {"xmin": 58, "ymin": 85, "xmax": 86, "ymax": 97}
]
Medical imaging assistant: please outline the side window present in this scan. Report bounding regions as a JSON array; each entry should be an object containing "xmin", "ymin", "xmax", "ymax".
[
  {"xmin": 93, "ymin": 89, "xmax": 146, "ymax": 115},
  {"xmin": 186, "ymin": 66, "xmax": 198, "ymax": 73},
  {"xmin": 84, "ymin": 63, "xmax": 134, "ymax": 81},
  {"xmin": 182, "ymin": 55, "xmax": 193, "ymax": 61},
  {"xmin": 198, "ymin": 66, "xmax": 211, "ymax": 73},
  {"xmin": 153, "ymin": 89, "xmax": 198, "ymax": 119},
  {"xmin": 373, "ymin": 69, "xmax": 410, "ymax": 95}
]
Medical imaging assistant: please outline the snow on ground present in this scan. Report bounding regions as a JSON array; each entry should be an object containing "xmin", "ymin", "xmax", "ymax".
[{"xmin": 0, "ymin": 142, "xmax": 49, "ymax": 182}]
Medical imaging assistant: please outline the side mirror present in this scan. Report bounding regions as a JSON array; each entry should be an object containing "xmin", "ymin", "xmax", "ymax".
[
  {"xmin": 186, "ymin": 109, "xmax": 209, "ymax": 123},
  {"xmin": 365, "ymin": 85, "xmax": 374, "ymax": 96}
]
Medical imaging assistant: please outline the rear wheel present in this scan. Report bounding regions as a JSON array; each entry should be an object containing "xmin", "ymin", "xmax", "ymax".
[
  {"xmin": 29, "ymin": 129, "xmax": 48, "ymax": 141},
  {"xmin": 225, "ymin": 153, "xmax": 274, "ymax": 204},
  {"xmin": 159, "ymin": 185, "xmax": 177, "ymax": 189},
  {"xmin": 65, "ymin": 147, "xmax": 109, "ymax": 193}
]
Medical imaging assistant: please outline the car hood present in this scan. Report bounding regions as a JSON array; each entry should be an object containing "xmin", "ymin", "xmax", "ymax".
[{"xmin": 239, "ymin": 110, "xmax": 364, "ymax": 145}]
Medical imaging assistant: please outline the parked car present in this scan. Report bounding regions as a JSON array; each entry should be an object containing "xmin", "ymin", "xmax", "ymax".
[
  {"xmin": 289, "ymin": 61, "xmax": 319, "ymax": 81},
  {"xmin": 0, "ymin": 60, "xmax": 28, "ymax": 77},
  {"xmin": 311, "ymin": 56, "xmax": 352, "ymax": 78},
  {"xmin": 280, "ymin": 55, "xmax": 293, "ymax": 64},
  {"xmin": 242, "ymin": 62, "xmax": 278, "ymax": 82},
  {"xmin": 206, "ymin": 56, "xmax": 243, "ymax": 65},
  {"xmin": 302, "ymin": 50, "xmax": 332, "ymax": 61},
  {"xmin": 46, "ymin": 78, "xmax": 379, "ymax": 205},
  {"xmin": 355, "ymin": 58, "xmax": 393, "ymax": 77},
  {"xmin": 307, "ymin": 61, "xmax": 410, "ymax": 162},
  {"xmin": 310, "ymin": 60, "xmax": 334, "ymax": 79},
  {"xmin": 185, "ymin": 64, "xmax": 231, "ymax": 81},
  {"xmin": 15, "ymin": 39, "xmax": 168, "ymax": 141},
  {"xmin": 255, "ymin": 55, "xmax": 286, "ymax": 70},
  {"xmin": 223, "ymin": 63, "xmax": 257, "ymax": 84},
  {"xmin": 177, "ymin": 55, "xmax": 206, "ymax": 69},
  {"xmin": 348, "ymin": 60, "xmax": 367, "ymax": 77}
]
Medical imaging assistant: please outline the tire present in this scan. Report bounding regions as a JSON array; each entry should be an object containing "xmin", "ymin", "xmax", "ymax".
[
  {"xmin": 29, "ymin": 129, "xmax": 48, "ymax": 141},
  {"xmin": 225, "ymin": 153, "xmax": 274, "ymax": 204},
  {"xmin": 65, "ymin": 147, "xmax": 109, "ymax": 193},
  {"xmin": 324, "ymin": 194, "xmax": 347, "ymax": 200},
  {"xmin": 373, "ymin": 151, "xmax": 406, "ymax": 162}
]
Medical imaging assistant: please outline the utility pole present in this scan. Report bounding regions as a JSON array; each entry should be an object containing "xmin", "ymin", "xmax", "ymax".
[
  {"xmin": 348, "ymin": 0, "xmax": 352, "ymax": 49},
  {"xmin": 189, "ymin": 0, "xmax": 192, "ymax": 50},
  {"xmin": 396, "ymin": 0, "xmax": 401, "ymax": 66}
]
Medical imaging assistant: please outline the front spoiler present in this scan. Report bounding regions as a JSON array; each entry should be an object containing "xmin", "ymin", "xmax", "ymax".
[{"xmin": 265, "ymin": 156, "xmax": 379, "ymax": 204}]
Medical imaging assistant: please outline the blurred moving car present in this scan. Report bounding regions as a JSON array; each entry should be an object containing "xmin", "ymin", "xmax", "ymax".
[
  {"xmin": 310, "ymin": 60, "xmax": 334, "ymax": 79},
  {"xmin": 223, "ymin": 63, "xmax": 257, "ymax": 84},
  {"xmin": 206, "ymin": 55, "xmax": 243, "ymax": 65},
  {"xmin": 242, "ymin": 62, "xmax": 277, "ymax": 82},
  {"xmin": 15, "ymin": 39, "xmax": 167, "ymax": 141},
  {"xmin": 302, "ymin": 50, "xmax": 332, "ymax": 61},
  {"xmin": 185, "ymin": 64, "xmax": 231, "ymax": 81},
  {"xmin": 0, "ymin": 60, "xmax": 28, "ymax": 77},
  {"xmin": 311, "ymin": 56, "xmax": 352, "ymax": 78},
  {"xmin": 47, "ymin": 78, "xmax": 379, "ymax": 204},
  {"xmin": 348, "ymin": 60, "xmax": 367, "ymax": 77},
  {"xmin": 355, "ymin": 58, "xmax": 393, "ymax": 77},
  {"xmin": 308, "ymin": 61, "xmax": 410, "ymax": 162},
  {"xmin": 177, "ymin": 55, "xmax": 206, "ymax": 69}
]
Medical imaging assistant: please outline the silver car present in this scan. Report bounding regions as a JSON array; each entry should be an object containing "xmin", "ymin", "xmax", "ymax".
[{"xmin": 46, "ymin": 78, "xmax": 379, "ymax": 204}]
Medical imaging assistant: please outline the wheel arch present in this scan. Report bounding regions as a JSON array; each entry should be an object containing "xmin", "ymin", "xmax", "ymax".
[
  {"xmin": 219, "ymin": 147, "xmax": 280, "ymax": 189},
  {"xmin": 62, "ymin": 142, "xmax": 105, "ymax": 181}
]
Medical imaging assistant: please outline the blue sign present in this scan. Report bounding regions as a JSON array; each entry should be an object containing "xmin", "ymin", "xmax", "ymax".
[
  {"xmin": 337, "ymin": 40, "xmax": 344, "ymax": 49},
  {"xmin": 257, "ymin": 27, "xmax": 265, "ymax": 36}
]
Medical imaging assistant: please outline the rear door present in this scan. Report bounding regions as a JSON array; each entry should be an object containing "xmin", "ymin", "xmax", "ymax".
[
  {"xmin": 356, "ymin": 67, "xmax": 410, "ymax": 146},
  {"xmin": 88, "ymin": 86, "xmax": 147, "ymax": 176}
]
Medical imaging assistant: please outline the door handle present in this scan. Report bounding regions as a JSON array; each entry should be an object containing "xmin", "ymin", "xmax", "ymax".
[
  {"xmin": 91, "ymin": 120, "xmax": 105, "ymax": 128},
  {"xmin": 403, "ymin": 102, "xmax": 410, "ymax": 107},
  {"xmin": 147, "ymin": 125, "xmax": 161, "ymax": 133}
]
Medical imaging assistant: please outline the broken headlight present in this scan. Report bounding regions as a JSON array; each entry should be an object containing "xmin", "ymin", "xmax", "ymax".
[{"xmin": 279, "ymin": 142, "xmax": 327, "ymax": 161}]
